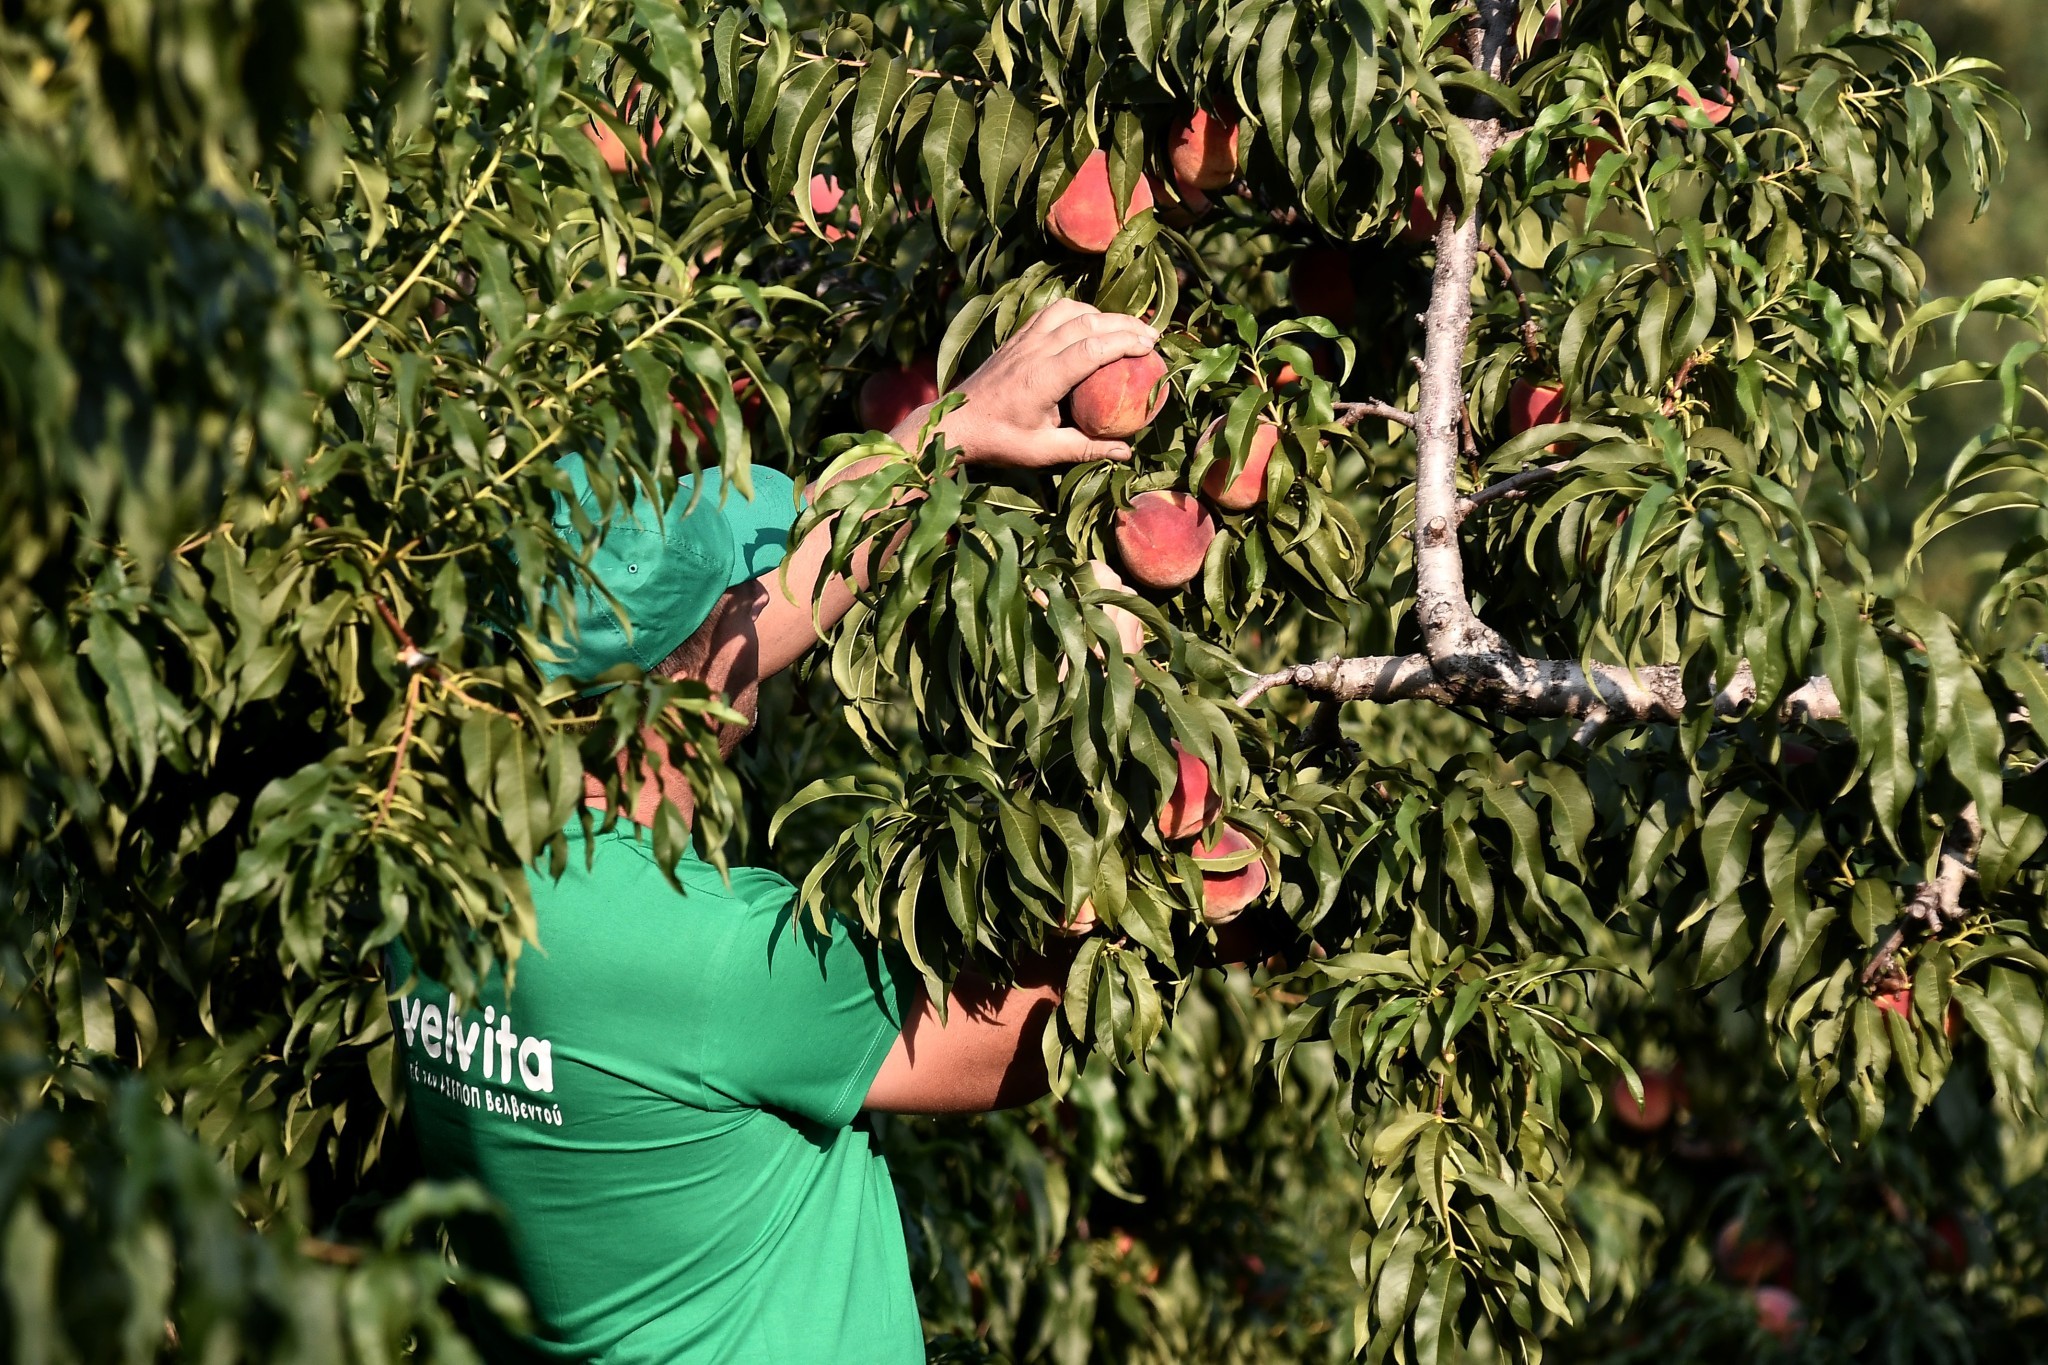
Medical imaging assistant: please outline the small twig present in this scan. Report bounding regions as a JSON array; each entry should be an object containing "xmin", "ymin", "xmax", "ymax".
[
  {"xmin": 1483, "ymin": 244, "xmax": 1544, "ymax": 357},
  {"xmin": 374, "ymin": 673, "xmax": 423, "ymax": 829},
  {"xmin": 335, "ymin": 146, "xmax": 505, "ymax": 362},
  {"xmin": 741, "ymin": 33, "xmax": 984, "ymax": 87},
  {"xmin": 1662, "ymin": 352, "xmax": 1705, "ymax": 417},
  {"xmin": 1457, "ymin": 461, "xmax": 1572, "ymax": 520},
  {"xmin": 370, "ymin": 594, "xmax": 434, "ymax": 673},
  {"xmin": 298, "ymin": 1237, "xmax": 366, "ymax": 1267},
  {"xmin": 1859, "ymin": 805, "xmax": 1983, "ymax": 989},
  {"xmin": 1459, "ymin": 405, "xmax": 1480, "ymax": 462},
  {"xmin": 1335, "ymin": 401, "xmax": 1418, "ymax": 429}
]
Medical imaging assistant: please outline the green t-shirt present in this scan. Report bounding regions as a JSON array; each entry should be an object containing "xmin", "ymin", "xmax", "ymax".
[{"xmin": 387, "ymin": 815, "xmax": 923, "ymax": 1364}]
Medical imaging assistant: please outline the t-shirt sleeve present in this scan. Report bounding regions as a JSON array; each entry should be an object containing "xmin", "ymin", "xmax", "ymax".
[{"xmin": 696, "ymin": 870, "xmax": 917, "ymax": 1128}]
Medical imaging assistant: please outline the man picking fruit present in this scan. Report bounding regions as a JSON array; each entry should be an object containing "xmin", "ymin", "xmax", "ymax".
[{"xmin": 387, "ymin": 302, "xmax": 1269, "ymax": 1364}]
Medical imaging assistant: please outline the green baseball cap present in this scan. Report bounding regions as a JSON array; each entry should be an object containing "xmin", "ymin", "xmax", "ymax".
[{"xmin": 537, "ymin": 453, "xmax": 805, "ymax": 685}]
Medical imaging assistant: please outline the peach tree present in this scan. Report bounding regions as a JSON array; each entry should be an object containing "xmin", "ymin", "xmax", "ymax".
[{"xmin": 3, "ymin": 0, "xmax": 2047, "ymax": 1360}]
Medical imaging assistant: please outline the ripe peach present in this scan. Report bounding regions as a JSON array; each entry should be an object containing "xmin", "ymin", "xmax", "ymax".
[
  {"xmin": 1150, "ymin": 173, "xmax": 1212, "ymax": 230},
  {"xmin": 1508, "ymin": 379, "xmax": 1567, "ymax": 433},
  {"xmin": 672, "ymin": 376, "xmax": 764, "ymax": 457},
  {"xmin": 1273, "ymin": 335, "xmax": 1338, "ymax": 386},
  {"xmin": 806, "ymin": 173, "xmax": 861, "ymax": 240},
  {"xmin": 1750, "ymin": 1286, "xmax": 1804, "ymax": 1343},
  {"xmin": 1055, "ymin": 897, "xmax": 1100, "ymax": 937},
  {"xmin": 1113, "ymin": 491, "xmax": 1215, "ymax": 591},
  {"xmin": 1070, "ymin": 350, "xmax": 1170, "ymax": 439},
  {"xmin": 1289, "ymin": 249, "xmax": 1357, "ymax": 328},
  {"xmin": 1715, "ymin": 1218, "xmax": 1794, "ymax": 1286},
  {"xmin": 1199, "ymin": 421, "xmax": 1280, "ymax": 513},
  {"xmin": 1873, "ymin": 983, "xmax": 1966, "ymax": 1040},
  {"xmin": 1535, "ymin": 2, "xmax": 1564, "ymax": 44},
  {"xmin": 1403, "ymin": 186, "xmax": 1438, "ymax": 243},
  {"xmin": 1156, "ymin": 741, "xmax": 1221, "ymax": 840},
  {"xmin": 1084, "ymin": 559, "xmax": 1148, "ymax": 657},
  {"xmin": 1046, "ymin": 150, "xmax": 1155, "ymax": 253},
  {"xmin": 1676, "ymin": 85, "xmax": 1735, "ymax": 126},
  {"xmin": 1168, "ymin": 110, "xmax": 1240, "ymax": 192},
  {"xmin": 583, "ymin": 82, "xmax": 661, "ymax": 173},
  {"xmin": 1608, "ymin": 1069, "xmax": 1676, "ymax": 1132},
  {"xmin": 1194, "ymin": 825, "xmax": 1269, "ymax": 923},
  {"xmin": 857, "ymin": 355, "xmax": 940, "ymax": 434},
  {"xmin": 1568, "ymin": 137, "xmax": 1621, "ymax": 183},
  {"xmin": 1926, "ymin": 1213, "xmax": 1970, "ymax": 1274}
]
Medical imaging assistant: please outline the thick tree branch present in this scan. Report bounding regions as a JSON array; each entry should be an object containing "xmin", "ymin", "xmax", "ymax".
[
  {"xmin": 1860, "ymin": 806, "xmax": 1983, "ymax": 989},
  {"xmin": 1238, "ymin": 654, "xmax": 1840, "ymax": 729},
  {"xmin": 1412, "ymin": 1, "xmax": 1516, "ymax": 672}
]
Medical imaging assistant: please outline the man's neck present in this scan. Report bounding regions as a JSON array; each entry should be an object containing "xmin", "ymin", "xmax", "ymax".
[{"xmin": 582, "ymin": 732, "xmax": 693, "ymax": 828}]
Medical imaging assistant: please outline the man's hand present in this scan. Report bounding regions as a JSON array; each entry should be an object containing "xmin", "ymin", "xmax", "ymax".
[{"xmin": 893, "ymin": 301, "xmax": 1161, "ymax": 468}]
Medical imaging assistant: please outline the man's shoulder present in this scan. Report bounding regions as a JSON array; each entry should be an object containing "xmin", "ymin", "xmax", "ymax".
[{"xmin": 531, "ymin": 815, "xmax": 799, "ymax": 913}]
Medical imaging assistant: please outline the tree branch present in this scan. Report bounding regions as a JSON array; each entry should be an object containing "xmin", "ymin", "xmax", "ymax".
[
  {"xmin": 1483, "ymin": 244, "xmax": 1544, "ymax": 358},
  {"xmin": 1238, "ymin": 653, "xmax": 1840, "ymax": 729},
  {"xmin": 1457, "ymin": 462, "xmax": 1572, "ymax": 520},
  {"xmin": 1411, "ymin": 0, "xmax": 1514, "ymax": 672},
  {"xmin": 1335, "ymin": 400, "xmax": 1417, "ymax": 429},
  {"xmin": 1859, "ymin": 805, "xmax": 1983, "ymax": 989}
]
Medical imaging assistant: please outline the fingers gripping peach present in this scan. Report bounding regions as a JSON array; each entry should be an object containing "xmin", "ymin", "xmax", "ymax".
[
  {"xmin": 1046, "ymin": 150, "xmax": 1155, "ymax": 253},
  {"xmin": 1113, "ymin": 491, "xmax": 1215, "ymax": 591},
  {"xmin": 1069, "ymin": 350, "xmax": 1169, "ymax": 440}
]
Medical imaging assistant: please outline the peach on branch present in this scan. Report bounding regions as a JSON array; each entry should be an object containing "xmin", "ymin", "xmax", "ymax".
[
  {"xmin": 1150, "ymin": 173, "xmax": 1212, "ymax": 230},
  {"xmin": 1750, "ymin": 1286, "xmax": 1804, "ymax": 1344},
  {"xmin": 1508, "ymin": 379, "xmax": 1568, "ymax": 433},
  {"xmin": 1273, "ymin": 335, "xmax": 1338, "ymax": 386},
  {"xmin": 1168, "ymin": 110, "xmax": 1240, "ymax": 192},
  {"xmin": 1926, "ymin": 1213, "xmax": 1971, "ymax": 1274},
  {"xmin": 1070, "ymin": 350, "xmax": 1169, "ymax": 439},
  {"xmin": 1608, "ymin": 1068, "xmax": 1676, "ymax": 1132},
  {"xmin": 1046, "ymin": 150, "xmax": 1155, "ymax": 253},
  {"xmin": 1403, "ymin": 186, "xmax": 1439, "ymax": 243},
  {"xmin": 582, "ymin": 82, "xmax": 661, "ymax": 173},
  {"xmin": 1156, "ymin": 741, "xmax": 1221, "ymax": 840},
  {"xmin": 804, "ymin": 173, "xmax": 861, "ymax": 240},
  {"xmin": 1198, "ymin": 420, "xmax": 1280, "ymax": 513},
  {"xmin": 1675, "ymin": 84, "xmax": 1735, "ymax": 126},
  {"xmin": 671, "ymin": 375, "xmax": 764, "ymax": 458},
  {"xmin": 1289, "ymin": 249, "xmax": 1357, "ymax": 328},
  {"xmin": 1113, "ymin": 491, "xmax": 1215, "ymax": 591},
  {"xmin": 1194, "ymin": 825, "xmax": 1268, "ymax": 923},
  {"xmin": 1714, "ymin": 1218, "xmax": 1794, "ymax": 1286},
  {"xmin": 857, "ymin": 354, "xmax": 940, "ymax": 434},
  {"xmin": 1084, "ymin": 559, "xmax": 1148, "ymax": 657},
  {"xmin": 1568, "ymin": 136, "xmax": 1621, "ymax": 183}
]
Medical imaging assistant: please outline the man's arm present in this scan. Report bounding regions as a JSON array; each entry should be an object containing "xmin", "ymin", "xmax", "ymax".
[
  {"xmin": 690, "ymin": 302, "xmax": 1158, "ymax": 704},
  {"xmin": 862, "ymin": 907, "xmax": 1298, "ymax": 1114}
]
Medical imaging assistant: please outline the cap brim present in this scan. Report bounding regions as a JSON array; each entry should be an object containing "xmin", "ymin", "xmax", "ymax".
[{"xmin": 683, "ymin": 465, "xmax": 806, "ymax": 590}]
